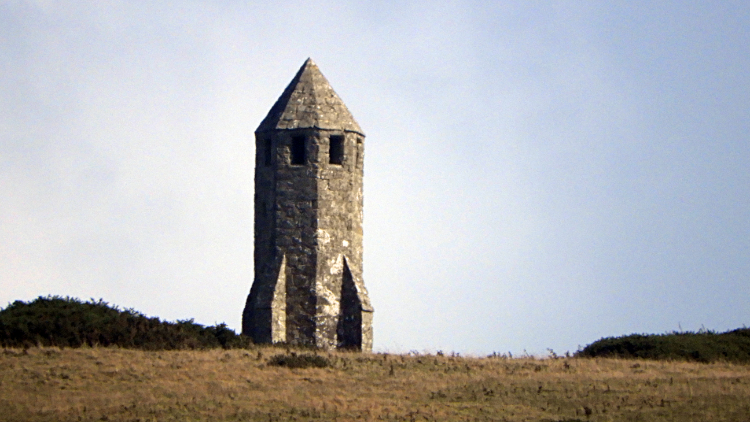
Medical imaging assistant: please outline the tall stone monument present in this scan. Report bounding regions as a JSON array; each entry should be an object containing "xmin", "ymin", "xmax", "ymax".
[{"xmin": 242, "ymin": 58, "xmax": 373, "ymax": 351}]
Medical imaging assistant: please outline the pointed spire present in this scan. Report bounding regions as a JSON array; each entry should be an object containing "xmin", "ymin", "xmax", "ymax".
[{"xmin": 256, "ymin": 58, "xmax": 364, "ymax": 135}]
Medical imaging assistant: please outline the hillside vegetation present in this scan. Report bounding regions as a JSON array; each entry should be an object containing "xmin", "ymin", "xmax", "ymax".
[
  {"xmin": 577, "ymin": 329, "xmax": 750, "ymax": 364},
  {"xmin": 4, "ymin": 296, "xmax": 750, "ymax": 364},
  {"xmin": 0, "ymin": 296, "xmax": 249, "ymax": 350}
]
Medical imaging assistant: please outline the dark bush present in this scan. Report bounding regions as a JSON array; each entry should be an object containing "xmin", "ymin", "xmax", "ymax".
[
  {"xmin": 268, "ymin": 353, "xmax": 330, "ymax": 369},
  {"xmin": 577, "ymin": 328, "xmax": 750, "ymax": 363},
  {"xmin": 0, "ymin": 296, "xmax": 252, "ymax": 350}
]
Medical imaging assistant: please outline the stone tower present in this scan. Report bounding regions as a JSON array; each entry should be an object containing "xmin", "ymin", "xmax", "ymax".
[{"xmin": 242, "ymin": 58, "xmax": 373, "ymax": 351}]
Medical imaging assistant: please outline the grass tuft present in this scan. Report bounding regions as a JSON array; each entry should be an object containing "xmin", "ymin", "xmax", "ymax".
[{"xmin": 268, "ymin": 353, "xmax": 331, "ymax": 369}]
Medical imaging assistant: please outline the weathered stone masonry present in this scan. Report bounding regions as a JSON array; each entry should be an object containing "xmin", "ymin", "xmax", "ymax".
[{"xmin": 242, "ymin": 58, "xmax": 373, "ymax": 351}]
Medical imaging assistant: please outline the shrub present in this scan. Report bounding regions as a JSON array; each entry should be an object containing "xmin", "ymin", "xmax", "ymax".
[
  {"xmin": 577, "ymin": 328, "xmax": 750, "ymax": 363},
  {"xmin": 268, "ymin": 353, "xmax": 330, "ymax": 369},
  {"xmin": 0, "ymin": 296, "xmax": 252, "ymax": 350}
]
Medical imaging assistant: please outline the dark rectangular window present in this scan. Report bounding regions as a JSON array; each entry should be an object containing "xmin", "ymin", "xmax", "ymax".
[
  {"xmin": 264, "ymin": 138, "xmax": 272, "ymax": 166},
  {"xmin": 329, "ymin": 135, "xmax": 344, "ymax": 165},
  {"xmin": 291, "ymin": 136, "xmax": 306, "ymax": 165}
]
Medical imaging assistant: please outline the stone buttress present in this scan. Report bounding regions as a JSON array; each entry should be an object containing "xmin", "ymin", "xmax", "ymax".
[{"xmin": 242, "ymin": 58, "xmax": 373, "ymax": 351}]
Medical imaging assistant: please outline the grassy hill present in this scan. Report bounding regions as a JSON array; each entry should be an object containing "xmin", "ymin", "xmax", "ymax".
[
  {"xmin": 2, "ymin": 346, "xmax": 750, "ymax": 421},
  {"xmin": 2, "ymin": 297, "xmax": 750, "ymax": 421}
]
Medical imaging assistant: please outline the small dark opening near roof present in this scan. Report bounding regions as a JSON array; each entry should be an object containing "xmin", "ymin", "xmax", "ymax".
[
  {"xmin": 329, "ymin": 135, "xmax": 344, "ymax": 165},
  {"xmin": 264, "ymin": 138, "xmax": 272, "ymax": 166},
  {"xmin": 291, "ymin": 136, "xmax": 306, "ymax": 165}
]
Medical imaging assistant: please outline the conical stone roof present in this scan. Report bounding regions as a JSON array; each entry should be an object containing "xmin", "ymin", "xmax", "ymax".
[{"xmin": 256, "ymin": 58, "xmax": 364, "ymax": 135}]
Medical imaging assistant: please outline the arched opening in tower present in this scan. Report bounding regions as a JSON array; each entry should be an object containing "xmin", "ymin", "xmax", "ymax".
[{"xmin": 337, "ymin": 259, "xmax": 362, "ymax": 350}]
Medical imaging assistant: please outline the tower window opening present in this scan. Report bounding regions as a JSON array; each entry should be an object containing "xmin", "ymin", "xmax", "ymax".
[
  {"xmin": 291, "ymin": 136, "xmax": 306, "ymax": 165},
  {"xmin": 329, "ymin": 135, "xmax": 344, "ymax": 165},
  {"xmin": 264, "ymin": 138, "xmax": 273, "ymax": 166}
]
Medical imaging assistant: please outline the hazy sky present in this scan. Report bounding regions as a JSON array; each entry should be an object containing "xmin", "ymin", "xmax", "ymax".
[{"xmin": 2, "ymin": 1, "xmax": 749, "ymax": 355}]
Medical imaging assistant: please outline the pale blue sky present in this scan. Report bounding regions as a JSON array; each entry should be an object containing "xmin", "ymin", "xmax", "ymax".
[{"xmin": 1, "ymin": 1, "xmax": 748, "ymax": 355}]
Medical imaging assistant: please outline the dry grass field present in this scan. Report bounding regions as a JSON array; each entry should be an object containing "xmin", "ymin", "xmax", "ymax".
[{"xmin": 1, "ymin": 346, "xmax": 750, "ymax": 421}]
